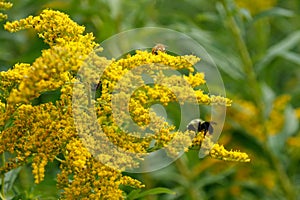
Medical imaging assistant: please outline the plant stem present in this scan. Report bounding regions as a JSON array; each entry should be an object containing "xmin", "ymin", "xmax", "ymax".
[
  {"xmin": 221, "ymin": 0, "xmax": 263, "ymax": 112},
  {"xmin": 0, "ymin": 192, "xmax": 4, "ymax": 200},
  {"xmin": 141, "ymin": 173, "xmax": 156, "ymax": 200},
  {"xmin": 263, "ymin": 146, "xmax": 296, "ymax": 200},
  {"xmin": 175, "ymin": 158, "xmax": 201, "ymax": 200},
  {"xmin": 1, "ymin": 153, "xmax": 5, "ymax": 200},
  {"xmin": 54, "ymin": 156, "xmax": 65, "ymax": 163}
]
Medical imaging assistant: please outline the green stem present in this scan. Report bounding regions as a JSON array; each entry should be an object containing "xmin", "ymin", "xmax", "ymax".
[
  {"xmin": 175, "ymin": 158, "xmax": 201, "ymax": 200},
  {"xmin": 221, "ymin": 0, "xmax": 263, "ymax": 112},
  {"xmin": 54, "ymin": 156, "xmax": 65, "ymax": 163},
  {"xmin": 0, "ymin": 192, "xmax": 4, "ymax": 200},
  {"xmin": 141, "ymin": 173, "xmax": 156, "ymax": 200},
  {"xmin": 263, "ymin": 146, "xmax": 296, "ymax": 200},
  {"xmin": 1, "ymin": 154, "xmax": 5, "ymax": 200}
]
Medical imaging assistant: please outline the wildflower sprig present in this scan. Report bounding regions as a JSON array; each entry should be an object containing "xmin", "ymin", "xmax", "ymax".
[
  {"xmin": 0, "ymin": 8, "xmax": 249, "ymax": 200},
  {"xmin": 95, "ymin": 49, "xmax": 246, "ymax": 163},
  {"xmin": 3, "ymin": 9, "xmax": 97, "ymax": 104}
]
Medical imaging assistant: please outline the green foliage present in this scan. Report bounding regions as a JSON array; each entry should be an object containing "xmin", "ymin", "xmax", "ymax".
[{"xmin": 1, "ymin": 0, "xmax": 300, "ymax": 199}]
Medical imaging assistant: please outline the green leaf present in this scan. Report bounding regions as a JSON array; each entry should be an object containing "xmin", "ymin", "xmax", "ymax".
[
  {"xmin": 278, "ymin": 51, "xmax": 300, "ymax": 66},
  {"xmin": 256, "ymin": 30, "xmax": 300, "ymax": 72},
  {"xmin": 195, "ymin": 167, "xmax": 235, "ymax": 188},
  {"xmin": 281, "ymin": 106, "xmax": 298, "ymax": 137},
  {"xmin": 254, "ymin": 7, "xmax": 294, "ymax": 20},
  {"xmin": 126, "ymin": 189, "xmax": 142, "ymax": 199},
  {"xmin": 261, "ymin": 83, "xmax": 275, "ymax": 118},
  {"xmin": 268, "ymin": 105, "xmax": 298, "ymax": 155},
  {"xmin": 0, "ymin": 167, "xmax": 22, "ymax": 197},
  {"xmin": 126, "ymin": 187, "xmax": 175, "ymax": 200},
  {"xmin": 4, "ymin": 118, "xmax": 13, "ymax": 129}
]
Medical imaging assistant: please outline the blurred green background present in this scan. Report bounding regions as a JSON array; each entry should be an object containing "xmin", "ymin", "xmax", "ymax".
[{"xmin": 1, "ymin": 0, "xmax": 300, "ymax": 199}]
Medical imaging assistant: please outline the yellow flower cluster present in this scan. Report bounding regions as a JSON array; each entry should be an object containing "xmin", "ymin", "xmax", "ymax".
[
  {"xmin": 95, "ymin": 49, "xmax": 246, "ymax": 162},
  {"xmin": 228, "ymin": 95, "xmax": 290, "ymax": 141},
  {"xmin": 58, "ymin": 139, "xmax": 144, "ymax": 199},
  {"xmin": 209, "ymin": 143, "xmax": 250, "ymax": 162},
  {"xmin": 235, "ymin": 0, "xmax": 277, "ymax": 15},
  {"xmin": 66, "ymin": 139, "xmax": 92, "ymax": 172},
  {"xmin": 4, "ymin": 9, "xmax": 97, "ymax": 104},
  {"xmin": 4, "ymin": 9, "xmax": 86, "ymax": 46},
  {"xmin": 165, "ymin": 131, "xmax": 194, "ymax": 157},
  {"xmin": 1, "ymin": 9, "xmax": 143, "ymax": 199},
  {"xmin": 95, "ymin": 51, "xmax": 208, "ymax": 160},
  {"xmin": 188, "ymin": 132, "xmax": 250, "ymax": 162},
  {"xmin": 190, "ymin": 130, "xmax": 206, "ymax": 148},
  {"xmin": 32, "ymin": 155, "xmax": 48, "ymax": 184},
  {"xmin": 0, "ymin": 0, "xmax": 12, "ymax": 21}
]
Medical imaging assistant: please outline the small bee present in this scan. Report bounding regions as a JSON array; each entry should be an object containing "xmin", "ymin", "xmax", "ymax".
[
  {"xmin": 186, "ymin": 119, "xmax": 216, "ymax": 136},
  {"xmin": 152, "ymin": 43, "xmax": 166, "ymax": 55}
]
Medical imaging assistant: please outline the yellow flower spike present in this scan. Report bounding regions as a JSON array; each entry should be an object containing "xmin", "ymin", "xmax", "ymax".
[
  {"xmin": 165, "ymin": 131, "xmax": 194, "ymax": 157},
  {"xmin": 5, "ymin": 9, "xmax": 86, "ymax": 45},
  {"xmin": 0, "ymin": 63, "xmax": 31, "ymax": 91},
  {"xmin": 3, "ymin": 10, "xmax": 97, "ymax": 104},
  {"xmin": 210, "ymin": 95, "xmax": 232, "ymax": 106},
  {"xmin": 32, "ymin": 155, "xmax": 48, "ymax": 184},
  {"xmin": 0, "ymin": 1, "xmax": 12, "ymax": 21},
  {"xmin": 188, "ymin": 133, "xmax": 250, "ymax": 162},
  {"xmin": 118, "ymin": 175, "xmax": 145, "ymax": 188},
  {"xmin": 0, "ymin": 12, "xmax": 7, "ymax": 20},
  {"xmin": 190, "ymin": 130, "xmax": 206, "ymax": 147},
  {"xmin": 195, "ymin": 91, "xmax": 211, "ymax": 104},
  {"xmin": 0, "ymin": 1, "xmax": 12, "ymax": 9},
  {"xmin": 184, "ymin": 72, "xmax": 206, "ymax": 87},
  {"xmin": 209, "ymin": 143, "xmax": 250, "ymax": 162}
]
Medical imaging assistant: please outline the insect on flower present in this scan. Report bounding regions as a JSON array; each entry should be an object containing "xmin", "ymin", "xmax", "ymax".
[
  {"xmin": 152, "ymin": 43, "xmax": 166, "ymax": 55},
  {"xmin": 186, "ymin": 119, "xmax": 216, "ymax": 136}
]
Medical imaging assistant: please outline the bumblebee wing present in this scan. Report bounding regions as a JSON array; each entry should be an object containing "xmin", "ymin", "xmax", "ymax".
[
  {"xmin": 187, "ymin": 123, "xmax": 198, "ymax": 132},
  {"xmin": 186, "ymin": 119, "xmax": 202, "ymax": 132}
]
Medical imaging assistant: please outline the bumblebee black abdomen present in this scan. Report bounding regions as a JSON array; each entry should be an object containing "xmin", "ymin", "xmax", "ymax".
[{"xmin": 187, "ymin": 119, "xmax": 215, "ymax": 136}]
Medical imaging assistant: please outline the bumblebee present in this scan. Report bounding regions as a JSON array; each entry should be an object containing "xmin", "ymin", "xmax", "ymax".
[
  {"xmin": 151, "ymin": 43, "xmax": 166, "ymax": 55},
  {"xmin": 186, "ymin": 119, "xmax": 215, "ymax": 136}
]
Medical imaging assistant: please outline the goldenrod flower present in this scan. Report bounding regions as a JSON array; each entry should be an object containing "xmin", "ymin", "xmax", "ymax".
[
  {"xmin": 209, "ymin": 143, "xmax": 250, "ymax": 162},
  {"xmin": 4, "ymin": 9, "xmax": 97, "ymax": 104},
  {"xmin": 1, "ymin": 9, "xmax": 142, "ymax": 198},
  {"xmin": 0, "ymin": 1, "xmax": 12, "ymax": 9},
  {"xmin": 0, "ymin": 0, "xmax": 12, "ymax": 21}
]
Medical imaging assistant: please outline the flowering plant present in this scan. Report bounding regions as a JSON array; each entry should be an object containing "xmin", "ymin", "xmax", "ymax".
[{"xmin": 0, "ymin": 5, "xmax": 249, "ymax": 199}]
